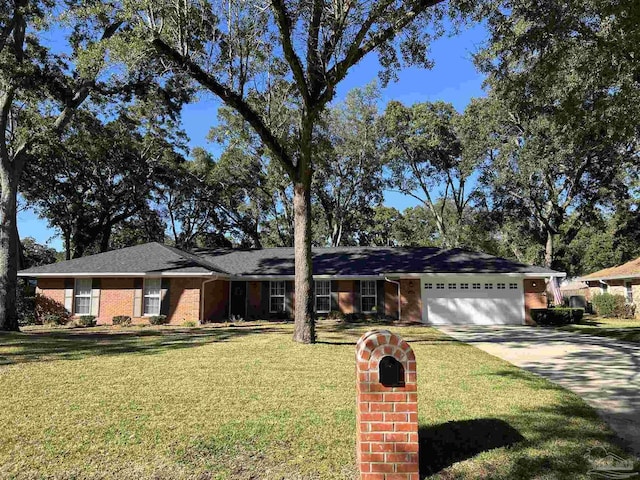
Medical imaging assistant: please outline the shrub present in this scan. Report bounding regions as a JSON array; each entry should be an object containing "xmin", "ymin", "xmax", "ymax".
[
  {"xmin": 149, "ymin": 315, "xmax": 168, "ymax": 325},
  {"xmin": 112, "ymin": 315, "xmax": 132, "ymax": 326},
  {"xmin": 43, "ymin": 314, "xmax": 68, "ymax": 326},
  {"xmin": 76, "ymin": 315, "xmax": 97, "ymax": 327},
  {"xmin": 324, "ymin": 310, "xmax": 345, "ymax": 321},
  {"xmin": 182, "ymin": 320, "xmax": 198, "ymax": 327},
  {"xmin": 35, "ymin": 293, "xmax": 70, "ymax": 325},
  {"xmin": 531, "ymin": 308, "xmax": 584, "ymax": 326},
  {"xmin": 591, "ymin": 293, "xmax": 627, "ymax": 318}
]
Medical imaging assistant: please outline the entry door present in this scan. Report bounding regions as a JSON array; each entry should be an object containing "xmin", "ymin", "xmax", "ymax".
[
  {"xmin": 421, "ymin": 276, "xmax": 525, "ymax": 325},
  {"xmin": 230, "ymin": 281, "xmax": 247, "ymax": 318}
]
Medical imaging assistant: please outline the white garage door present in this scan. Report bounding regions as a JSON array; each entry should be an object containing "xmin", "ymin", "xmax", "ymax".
[{"xmin": 421, "ymin": 276, "xmax": 525, "ymax": 325}]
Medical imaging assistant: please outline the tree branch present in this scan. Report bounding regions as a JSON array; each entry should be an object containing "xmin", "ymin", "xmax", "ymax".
[
  {"xmin": 152, "ymin": 37, "xmax": 296, "ymax": 178},
  {"xmin": 271, "ymin": 0, "xmax": 311, "ymax": 106}
]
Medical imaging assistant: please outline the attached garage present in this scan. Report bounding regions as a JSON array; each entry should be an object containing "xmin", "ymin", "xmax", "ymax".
[{"xmin": 421, "ymin": 276, "xmax": 526, "ymax": 325}]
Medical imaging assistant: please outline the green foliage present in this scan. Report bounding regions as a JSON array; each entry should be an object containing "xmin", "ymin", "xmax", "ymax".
[
  {"xmin": 112, "ymin": 316, "xmax": 132, "ymax": 326},
  {"xmin": 181, "ymin": 320, "xmax": 198, "ymax": 328},
  {"xmin": 35, "ymin": 294, "xmax": 70, "ymax": 325},
  {"xmin": 149, "ymin": 315, "xmax": 168, "ymax": 326},
  {"xmin": 531, "ymin": 308, "xmax": 584, "ymax": 326},
  {"xmin": 43, "ymin": 314, "xmax": 68, "ymax": 326},
  {"xmin": 591, "ymin": 294, "xmax": 627, "ymax": 318},
  {"xmin": 380, "ymin": 100, "xmax": 483, "ymax": 248},
  {"xmin": 76, "ymin": 316, "xmax": 97, "ymax": 328}
]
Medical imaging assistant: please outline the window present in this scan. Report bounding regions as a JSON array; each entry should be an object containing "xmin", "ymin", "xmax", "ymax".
[
  {"xmin": 497, "ymin": 283, "xmax": 506, "ymax": 290},
  {"xmin": 448, "ymin": 283, "xmax": 457, "ymax": 289},
  {"xmin": 315, "ymin": 280, "xmax": 331, "ymax": 313},
  {"xmin": 425, "ymin": 283, "xmax": 433, "ymax": 289},
  {"xmin": 626, "ymin": 282, "xmax": 633, "ymax": 303},
  {"xmin": 143, "ymin": 278, "xmax": 162, "ymax": 316},
  {"xmin": 509, "ymin": 283, "xmax": 518, "ymax": 290},
  {"xmin": 436, "ymin": 283, "xmax": 445, "ymax": 290},
  {"xmin": 472, "ymin": 283, "xmax": 481, "ymax": 290},
  {"xmin": 460, "ymin": 283, "xmax": 469, "ymax": 289},
  {"xmin": 74, "ymin": 278, "xmax": 92, "ymax": 315},
  {"xmin": 270, "ymin": 281, "xmax": 286, "ymax": 313},
  {"xmin": 484, "ymin": 283, "xmax": 493, "ymax": 289},
  {"xmin": 361, "ymin": 280, "xmax": 377, "ymax": 312}
]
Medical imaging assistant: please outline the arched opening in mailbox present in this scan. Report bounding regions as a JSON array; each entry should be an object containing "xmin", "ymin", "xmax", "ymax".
[{"xmin": 379, "ymin": 356, "xmax": 405, "ymax": 387}]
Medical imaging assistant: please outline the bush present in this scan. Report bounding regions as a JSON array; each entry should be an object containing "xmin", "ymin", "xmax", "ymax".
[
  {"xmin": 531, "ymin": 308, "xmax": 584, "ymax": 326},
  {"xmin": 76, "ymin": 315, "xmax": 97, "ymax": 327},
  {"xmin": 149, "ymin": 315, "xmax": 168, "ymax": 325},
  {"xmin": 323, "ymin": 310, "xmax": 346, "ymax": 321},
  {"xmin": 35, "ymin": 293, "xmax": 70, "ymax": 325},
  {"xmin": 43, "ymin": 314, "xmax": 68, "ymax": 326},
  {"xmin": 591, "ymin": 293, "xmax": 627, "ymax": 318},
  {"xmin": 182, "ymin": 320, "xmax": 198, "ymax": 327},
  {"xmin": 112, "ymin": 315, "xmax": 132, "ymax": 326}
]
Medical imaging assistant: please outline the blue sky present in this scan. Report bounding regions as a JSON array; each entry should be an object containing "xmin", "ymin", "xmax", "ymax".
[{"xmin": 19, "ymin": 22, "xmax": 488, "ymax": 251}]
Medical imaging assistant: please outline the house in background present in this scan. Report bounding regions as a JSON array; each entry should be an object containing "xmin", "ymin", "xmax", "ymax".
[
  {"xmin": 582, "ymin": 257, "xmax": 640, "ymax": 316},
  {"xmin": 19, "ymin": 242, "xmax": 563, "ymax": 326}
]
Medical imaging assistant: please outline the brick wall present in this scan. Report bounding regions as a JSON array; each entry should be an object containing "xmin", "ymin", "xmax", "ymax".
[
  {"xmin": 99, "ymin": 278, "xmax": 135, "ymax": 324},
  {"xmin": 167, "ymin": 277, "xmax": 201, "ymax": 323},
  {"xmin": 524, "ymin": 278, "xmax": 547, "ymax": 325},
  {"xmin": 399, "ymin": 279, "xmax": 421, "ymax": 323},
  {"xmin": 36, "ymin": 277, "xmax": 202, "ymax": 325},
  {"xmin": 36, "ymin": 278, "xmax": 65, "ymax": 306},
  {"xmin": 203, "ymin": 279, "xmax": 229, "ymax": 321},
  {"xmin": 356, "ymin": 330, "xmax": 419, "ymax": 480},
  {"xmin": 337, "ymin": 280, "xmax": 355, "ymax": 314},
  {"xmin": 384, "ymin": 281, "xmax": 399, "ymax": 319}
]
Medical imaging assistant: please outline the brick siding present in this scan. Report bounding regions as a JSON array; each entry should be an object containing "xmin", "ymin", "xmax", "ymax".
[
  {"xmin": 356, "ymin": 330, "xmax": 419, "ymax": 480},
  {"xmin": 399, "ymin": 279, "xmax": 421, "ymax": 323},
  {"xmin": 524, "ymin": 278, "xmax": 547, "ymax": 325}
]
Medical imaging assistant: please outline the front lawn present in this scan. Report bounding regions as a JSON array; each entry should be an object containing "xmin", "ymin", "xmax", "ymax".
[
  {"xmin": 0, "ymin": 322, "xmax": 634, "ymax": 479},
  {"xmin": 558, "ymin": 316, "xmax": 640, "ymax": 343}
]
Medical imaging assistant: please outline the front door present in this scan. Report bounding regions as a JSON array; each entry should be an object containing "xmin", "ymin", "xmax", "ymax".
[{"xmin": 230, "ymin": 281, "xmax": 247, "ymax": 319}]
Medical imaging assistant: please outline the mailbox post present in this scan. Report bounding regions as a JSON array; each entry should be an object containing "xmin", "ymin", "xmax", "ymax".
[{"xmin": 355, "ymin": 330, "xmax": 419, "ymax": 480}]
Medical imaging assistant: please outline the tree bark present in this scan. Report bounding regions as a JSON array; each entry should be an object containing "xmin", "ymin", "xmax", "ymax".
[
  {"xmin": 292, "ymin": 179, "xmax": 315, "ymax": 343},
  {"xmin": 545, "ymin": 229, "xmax": 554, "ymax": 268},
  {"xmin": 0, "ymin": 163, "xmax": 20, "ymax": 331}
]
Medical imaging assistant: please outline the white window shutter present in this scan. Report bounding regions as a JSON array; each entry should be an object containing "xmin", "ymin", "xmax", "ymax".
[
  {"xmin": 91, "ymin": 279, "xmax": 100, "ymax": 316},
  {"xmin": 64, "ymin": 278, "xmax": 73, "ymax": 313}
]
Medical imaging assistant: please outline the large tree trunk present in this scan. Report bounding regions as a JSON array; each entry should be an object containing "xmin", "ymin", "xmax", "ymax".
[
  {"xmin": 0, "ymin": 164, "xmax": 20, "ymax": 331},
  {"xmin": 292, "ymin": 179, "xmax": 315, "ymax": 344},
  {"xmin": 545, "ymin": 230, "xmax": 554, "ymax": 268}
]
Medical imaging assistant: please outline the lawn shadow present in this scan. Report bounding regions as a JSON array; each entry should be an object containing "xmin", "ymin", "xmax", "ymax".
[
  {"xmin": 419, "ymin": 418, "xmax": 525, "ymax": 477},
  {"xmin": 0, "ymin": 324, "xmax": 289, "ymax": 366}
]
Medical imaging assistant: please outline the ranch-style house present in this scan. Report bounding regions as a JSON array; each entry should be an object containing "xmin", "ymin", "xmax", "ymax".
[{"xmin": 19, "ymin": 242, "xmax": 564, "ymax": 325}]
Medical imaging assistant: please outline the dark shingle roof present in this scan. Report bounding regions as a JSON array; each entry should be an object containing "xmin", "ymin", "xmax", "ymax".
[
  {"xmin": 193, "ymin": 246, "xmax": 560, "ymax": 276},
  {"xmin": 19, "ymin": 242, "xmax": 227, "ymax": 276},
  {"xmin": 19, "ymin": 243, "xmax": 562, "ymax": 277}
]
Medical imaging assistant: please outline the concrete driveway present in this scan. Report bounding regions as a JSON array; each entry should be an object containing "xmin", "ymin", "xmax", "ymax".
[{"xmin": 437, "ymin": 326, "xmax": 640, "ymax": 458}]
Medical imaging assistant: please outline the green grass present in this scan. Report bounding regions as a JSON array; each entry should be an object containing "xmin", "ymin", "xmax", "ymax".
[
  {"xmin": 557, "ymin": 316, "xmax": 640, "ymax": 343},
  {"xmin": 0, "ymin": 321, "xmax": 636, "ymax": 479}
]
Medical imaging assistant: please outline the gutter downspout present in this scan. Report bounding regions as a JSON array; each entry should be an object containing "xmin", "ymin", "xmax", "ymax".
[
  {"xmin": 200, "ymin": 275, "xmax": 219, "ymax": 323},
  {"xmin": 385, "ymin": 277, "xmax": 401, "ymax": 321}
]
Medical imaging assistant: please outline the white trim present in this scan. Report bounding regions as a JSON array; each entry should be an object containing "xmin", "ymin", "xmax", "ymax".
[
  {"xmin": 314, "ymin": 280, "xmax": 331, "ymax": 313},
  {"xmin": 73, "ymin": 278, "xmax": 92, "ymax": 315},
  {"xmin": 269, "ymin": 280, "xmax": 286, "ymax": 314},
  {"xmin": 582, "ymin": 274, "xmax": 640, "ymax": 282},
  {"xmin": 384, "ymin": 272, "xmax": 565, "ymax": 278},
  {"xmin": 360, "ymin": 279, "xmax": 377, "ymax": 313},
  {"xmin": 142, "ymin": 278, "xmax": 162, "ymax": 316}
]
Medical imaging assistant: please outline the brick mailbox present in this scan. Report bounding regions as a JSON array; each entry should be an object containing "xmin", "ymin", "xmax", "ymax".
[{"xmin": 356, "ymin": 330, "xmax": 419, "ymax": 480}]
